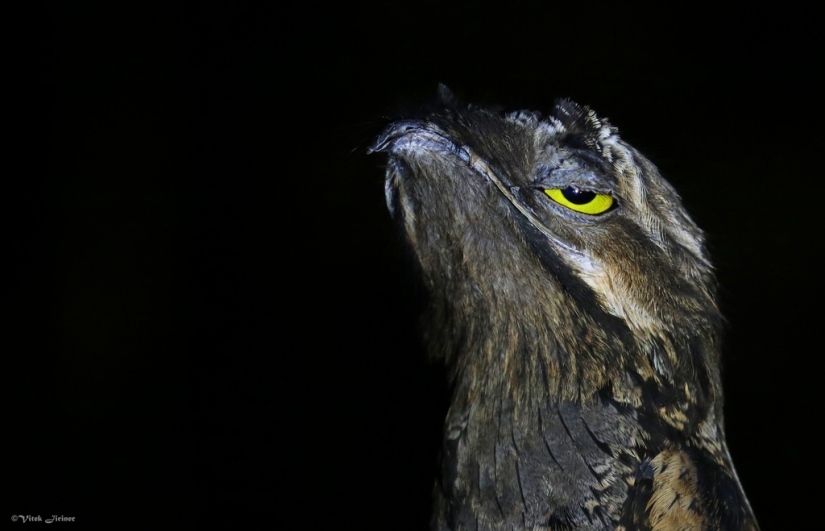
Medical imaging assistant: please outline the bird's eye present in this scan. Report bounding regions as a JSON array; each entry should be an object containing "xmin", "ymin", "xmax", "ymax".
[{"xmin": 544, "ymin": 186, "xmax": 613, "ymax": 215}]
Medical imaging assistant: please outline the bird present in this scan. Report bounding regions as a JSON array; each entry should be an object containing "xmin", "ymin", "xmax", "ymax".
[{"xmin": 368, "ymin": 86, "xmax": 759, "ymax": 531}]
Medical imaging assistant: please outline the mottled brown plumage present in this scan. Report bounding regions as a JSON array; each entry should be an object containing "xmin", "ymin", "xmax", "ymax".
[{"xmin": 369, "ymin": 87, "xmax": 758, "ymax": 531}]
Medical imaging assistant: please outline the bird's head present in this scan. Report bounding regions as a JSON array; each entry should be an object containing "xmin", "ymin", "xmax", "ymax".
[{"xmin": 370, "ymin": 88, "xmax": 723, "ymax": 422}]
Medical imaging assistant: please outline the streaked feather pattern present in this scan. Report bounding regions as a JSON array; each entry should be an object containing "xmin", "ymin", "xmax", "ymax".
[{"xmin": 370, "ymin": 87, "xmax": 758, "ymax": 531}]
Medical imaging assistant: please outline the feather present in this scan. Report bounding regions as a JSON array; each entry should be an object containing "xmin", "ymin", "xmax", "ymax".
[{"xmin": 370, "ymin": 88, "xmax": 758, "ymax": 531}]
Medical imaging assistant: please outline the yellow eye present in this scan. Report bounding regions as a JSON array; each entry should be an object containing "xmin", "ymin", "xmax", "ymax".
[{"xmin": 544, "ymin": 186, "xmax": 613, "ymax": 215}]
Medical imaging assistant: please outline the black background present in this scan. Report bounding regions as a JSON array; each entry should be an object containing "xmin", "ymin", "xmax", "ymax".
[{"xmin": 28, "ymin": 1, "xmax": 820, "ymax": 528}]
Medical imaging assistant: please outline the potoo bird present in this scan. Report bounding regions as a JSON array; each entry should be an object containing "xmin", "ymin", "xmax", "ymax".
[{"xmin": 369, "ymin": 87, "xmax": 758, "ymax": 531}]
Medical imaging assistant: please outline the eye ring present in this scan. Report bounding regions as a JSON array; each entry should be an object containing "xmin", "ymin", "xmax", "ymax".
[{"xmin": 544, "ymin": 186, "xmax": 613, "ymax": 215}]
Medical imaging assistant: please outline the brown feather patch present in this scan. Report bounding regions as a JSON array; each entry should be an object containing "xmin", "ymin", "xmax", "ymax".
[{"xmin": 648, "ymin": 449, "xmax": 705, "ymax": 531}]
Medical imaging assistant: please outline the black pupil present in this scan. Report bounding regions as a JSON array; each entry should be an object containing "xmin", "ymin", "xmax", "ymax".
[{"xmin": 561, "ymin": 186, "xmax": 596, "ymax": 205}]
